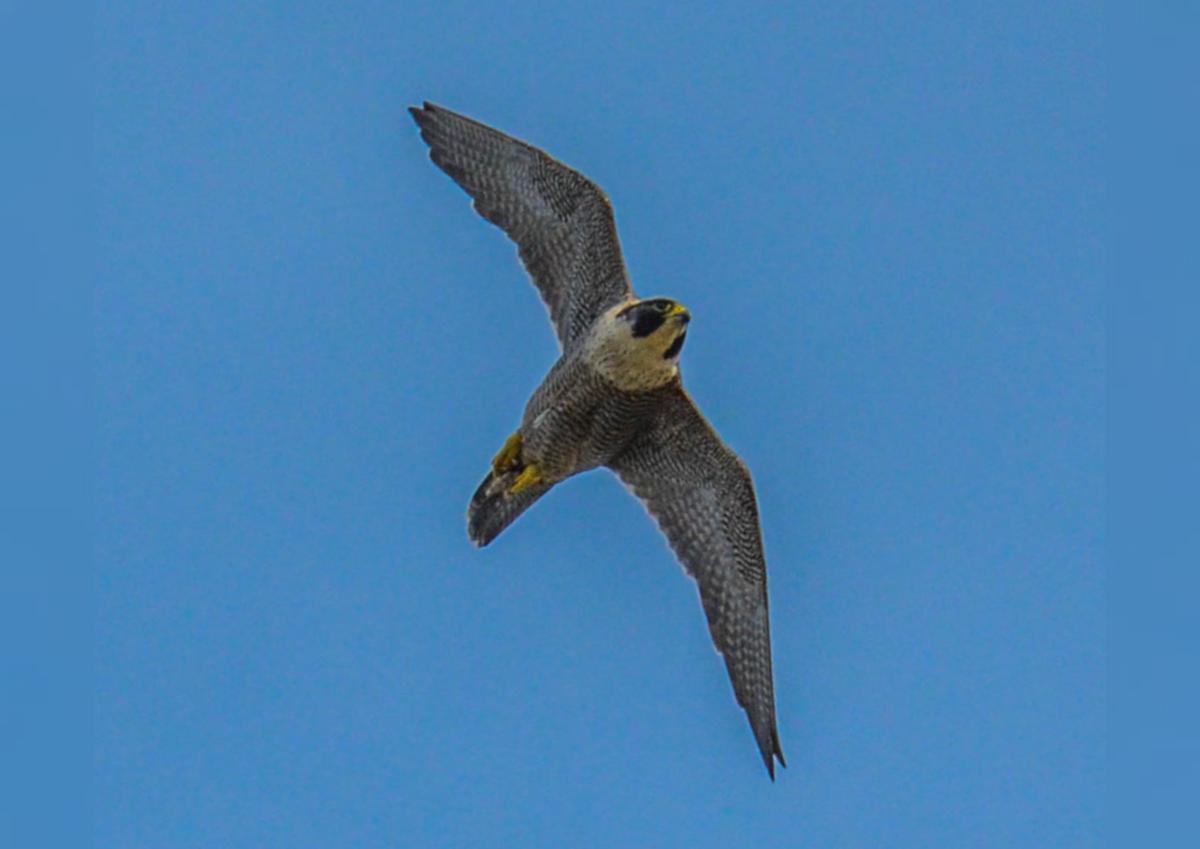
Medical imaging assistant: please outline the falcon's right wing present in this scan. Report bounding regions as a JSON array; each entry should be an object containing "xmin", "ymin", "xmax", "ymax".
[{"xmin": 410, "ymin": 102, "xmax": 634, "ymax": 349}]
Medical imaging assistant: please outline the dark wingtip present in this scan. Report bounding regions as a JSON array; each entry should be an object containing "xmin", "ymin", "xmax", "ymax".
[
  {"xmin": 409, "ymin": 101, "xmax": 445, "ymax": 125},
  {"xmin": 760, "ymin": 728, "xmax": 786, "ymax": 780},
  {"xmin": 409, "ymin": 101, "xmax": 442, "ymax": 116}
]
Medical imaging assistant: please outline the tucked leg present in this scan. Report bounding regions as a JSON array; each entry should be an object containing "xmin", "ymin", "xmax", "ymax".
[
  {"xmin": 508, "ymin": 463, "xmax": 544, "ymax": 495},
  {"xmin": 491, "ymin": 431, "xmax": 523, "ymax": 475}
]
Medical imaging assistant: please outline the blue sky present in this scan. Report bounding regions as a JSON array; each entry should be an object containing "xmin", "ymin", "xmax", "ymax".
[{"xmin": 93, "ymin": 2, "xmax": 1103, "ymax": 846}]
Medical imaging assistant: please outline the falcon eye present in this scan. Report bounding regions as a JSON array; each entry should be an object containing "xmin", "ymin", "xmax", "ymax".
[{"xmin": 656, "ymin": 301, "xmax": 673, "ymax": 313}]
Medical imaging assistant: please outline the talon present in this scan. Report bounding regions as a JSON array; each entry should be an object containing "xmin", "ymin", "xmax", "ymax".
[
  {"xmin": 509, "ymin": 463, "xmax": 543, "ymax": 495},
  {"xmin": 491, "ymin": 432, "xmax": 523, "ymax": 475}
]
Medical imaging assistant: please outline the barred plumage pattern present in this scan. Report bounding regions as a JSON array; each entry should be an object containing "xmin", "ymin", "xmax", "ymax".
[
  {"xmin": 522, "ymin": 354, "xmax": 671, "ymax": 478},
  {"xmin": 467, "ymin": 355, "xmax": 668, "ymax": 546}
]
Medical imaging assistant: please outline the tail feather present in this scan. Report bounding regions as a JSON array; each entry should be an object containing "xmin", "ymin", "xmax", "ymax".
[{"xmin": 467, "ymin": 469, "xmax": 551, "ymax": 546}]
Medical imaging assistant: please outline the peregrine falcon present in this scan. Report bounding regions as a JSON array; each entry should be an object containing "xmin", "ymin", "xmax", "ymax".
[{"xmin": 410, "ymin": 102, "xmax": 786, "ymax": 778}]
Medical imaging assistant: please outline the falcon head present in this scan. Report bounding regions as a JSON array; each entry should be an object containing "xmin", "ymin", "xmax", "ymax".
[
  {"xmin": 617, "ymin": 298, "xmax": 690, "ymax": 361},
  {"xmin": 585, "ymin": 298, "xmax": 691, "ymax": 391}
]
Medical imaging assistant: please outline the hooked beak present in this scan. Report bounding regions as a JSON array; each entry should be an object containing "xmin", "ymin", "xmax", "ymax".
[{"xmin": 668, "ymin": 302, "xmax": 691, "ymax": 324}]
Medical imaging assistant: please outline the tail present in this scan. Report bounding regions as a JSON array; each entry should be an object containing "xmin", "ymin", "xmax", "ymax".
[{"xmin": 467, "ymin": 469, "xmax": 552, "ymax": 547}]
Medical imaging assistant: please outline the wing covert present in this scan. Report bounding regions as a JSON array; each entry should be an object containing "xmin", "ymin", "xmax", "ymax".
[
  {"xmin": 410, "ymin": 102, "xmax": 634, "ymax": 348},
  {"xmin": 608, "ymin": 384, "xmax": 786, "ymax": 777}
]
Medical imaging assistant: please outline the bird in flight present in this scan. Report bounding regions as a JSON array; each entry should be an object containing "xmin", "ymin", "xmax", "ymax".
[{"xmin": 410, "ymin": 102, "xmax": 786, "ymax": 778}]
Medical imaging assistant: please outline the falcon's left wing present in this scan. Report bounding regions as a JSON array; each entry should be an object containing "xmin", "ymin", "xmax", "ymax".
[{"xmin": 608, "ymin": 384, "xmax": 786, "ymax": 778}]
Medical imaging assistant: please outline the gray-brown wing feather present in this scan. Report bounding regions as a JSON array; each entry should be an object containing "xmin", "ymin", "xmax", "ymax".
[
  {"xmin": 608, "ymin": 385, "xmax": 786, "ymax": 778},
  {"xmin": 409, "ymin": 102, "xmax": 633, "ymax": 349}
]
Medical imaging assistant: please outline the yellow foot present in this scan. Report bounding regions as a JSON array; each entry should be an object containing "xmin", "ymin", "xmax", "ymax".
[
  {"xmin": 491, "ymin": 432, "xmax": 523, "ymax": 475},
  {"xmin": 508, "ymin": 463, "xmax": 543, "ymax": 495}
]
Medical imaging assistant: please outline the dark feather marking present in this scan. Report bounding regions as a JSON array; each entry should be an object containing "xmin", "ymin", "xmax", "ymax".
[
  {"xmin": 631, "ymin": 307, "xmax": 665, "ymax": 338},
  {"xmin": 662, "ymin": 330, "xmax": 686, "ymax": 359}
]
